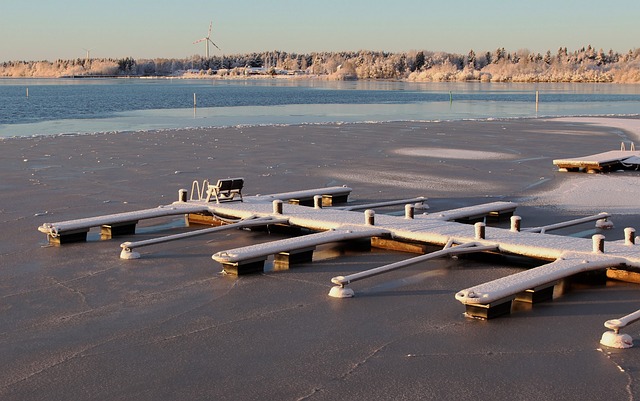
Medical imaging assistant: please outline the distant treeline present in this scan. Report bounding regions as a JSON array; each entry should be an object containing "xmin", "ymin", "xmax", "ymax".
[{"xmin": 2, "ymin": 45, "xmax": 640, "ymax": 83}]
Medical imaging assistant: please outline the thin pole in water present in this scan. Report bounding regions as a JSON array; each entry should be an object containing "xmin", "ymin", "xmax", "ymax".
[
  {"xmin": 26, "ymin": 87, "xmax": 29, "ymax": 98},
  {"xmin": 535, "ymin": 90, "xmax": 539, "ymax": 112},
  {"xmin": 193, "ymin": 93, "xmax": 197, "ymax": 117},
  {"xmin": 449, "ymin": 91, "xmax": 452, "ymax": 103}
]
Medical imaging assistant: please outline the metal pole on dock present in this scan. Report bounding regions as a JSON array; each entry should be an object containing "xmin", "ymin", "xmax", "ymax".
[
  {"xmin": 273, "ymin": 200, "xmax": 283, "ymax": 214},
  {"xmin": 365, "ymin": 210, "xmax": 375, "ymax": 225},
  {"xmin": 510, "ymin": 215, "xmax": 521, "ymax": 232},
  {"xmin": 593, "ymin": 234, "xmax": 605, "ymax": 253},
  {"xmin": 625, "ymin": 227, "xmax": 636, "ymax": 246},
  {"xmin": 405, "ymin": 204, "xmax": 414, "ymax": 219}
]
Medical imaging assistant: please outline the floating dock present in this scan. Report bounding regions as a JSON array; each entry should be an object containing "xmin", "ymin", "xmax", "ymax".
[
  {"xmin": 553, "ymin": 142, "xmax": 640, "ymax": 173},
  {"xmin": 37, "ymin": 179, "xmax": 640, "ymax": 320}
]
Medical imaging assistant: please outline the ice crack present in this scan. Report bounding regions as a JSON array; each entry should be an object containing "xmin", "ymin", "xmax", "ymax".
[{"xmin": 597, "ymin": 347, "xmax": 635, "ymax": 401}]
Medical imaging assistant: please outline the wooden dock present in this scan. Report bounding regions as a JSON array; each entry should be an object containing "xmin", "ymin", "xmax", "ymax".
[
  {"xmin": 553, "ymin": 143, "xmax": 640, "ymax": 173},
  {"xmin": 37, "ymin": 180, "xmax": 640, "ymax": 320}
]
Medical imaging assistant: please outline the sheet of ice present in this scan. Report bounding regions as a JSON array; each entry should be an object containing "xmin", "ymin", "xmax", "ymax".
[
  {"xmin": 528, "ymin": 172, "xmax": 640, "ymax": 214},
  {"xmin": 553, "ymin": 117, "xmax": 640, "ymax": 141},
  {"xmin": 329, "ymin": 169, "xmax": 502, "ymax": 193}
]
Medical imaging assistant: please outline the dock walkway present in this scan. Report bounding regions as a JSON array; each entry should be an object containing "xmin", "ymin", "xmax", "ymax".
[
  {"xmin": 38, "ymin": 203, "xmax": 210, "ymax": 243},
  {"xmin": 37, "ymin": 183, "xmax": 640, "ymax": 319}
]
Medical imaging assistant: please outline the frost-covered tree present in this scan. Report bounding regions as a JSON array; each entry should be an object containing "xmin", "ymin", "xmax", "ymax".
[
  {"xmin": 493, "ymin": 48, "xmax": 506, "ymax": 64},
  {"xmin": 1, "ymin": 45, "xmax": 639, "ymax": 82},
  {"xmin": 467, "ymin": 49, "xmax": 476, "ymax": 69}
]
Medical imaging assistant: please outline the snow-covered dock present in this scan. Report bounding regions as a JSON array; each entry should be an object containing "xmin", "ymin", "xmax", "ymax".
[
  {"xmin": 38, "ymin": 203, "xmax": 211, "ymax": 243},
  {"xmin": 212, "ymin": 227, "xmax": 389, "ymax": 274},
  {"xmin": 36, "ymin": 179, "xmax": 640, "ymax": 319},
  {"xmin": 553, "ymin": 142, "xmax": 640, "ymax": 173}
]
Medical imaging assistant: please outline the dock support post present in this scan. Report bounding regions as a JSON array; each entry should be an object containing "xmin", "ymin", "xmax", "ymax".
[
  {"xmin": 593, "ymin": 234, "xmax": 605, "ymax": 253},
  {"xmin": 464, "ymin": 300, "xmax": 512, "ymax": 319},
  {"xmin": 365, "ymin": 210, "xmax": 375, "ymax": 226},
  {"xmin": 314, "ymin": 195, "xmax": 323, "ymax": 209},
  {"xmin": 222, "ymin": 259, "xmax": 266, "ymax": 275},
  {"xmin": 273, "ymin": 200, "xmax": 283, "ymax": 214},
  {"xmin": 475, "ymin": 222, "xmax": 485, "ymax": 240},
  {"xmin": 274, "ymin": 247, "xmax": 315, "ymax": 269},
  {"xmin": 515, "ymin": 284, "xmax": 556, "ymax": 304},
  {"xmin": 405, "ymin": 204, "xmax": 414, "ymax": 219},
  {"xmin": 178, "ymin": 189, "xmax": 187, "ymax": 203},
  {"xmin": 49, "ymin": 229, "xmax": 89, "ymax": 244},
  {"xmin": 100, "ymin": 221, "xmax": 138, "ymax": 239},
  {"xmin": 510, "ymin": 215, "xmax": 521, "ymax": 232},
  {"xmin": 625, "ymin": 227, "xmax": 636, "ymax": 245}
]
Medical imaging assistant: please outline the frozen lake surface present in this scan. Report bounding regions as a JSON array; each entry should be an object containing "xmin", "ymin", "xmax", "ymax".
[{"xmin": 1, "ymin": 79, "xmax": 640, "ymax": 137}]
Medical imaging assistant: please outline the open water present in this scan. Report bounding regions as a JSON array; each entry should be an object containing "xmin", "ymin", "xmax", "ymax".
[{"xmin": 1, "ymin": 78, "xmax": 639, "ymax": 137}]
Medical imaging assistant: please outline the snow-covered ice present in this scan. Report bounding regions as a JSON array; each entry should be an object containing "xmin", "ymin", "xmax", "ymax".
[{"xmin": 393, "ymin": 147, "xmax": 514, "ymax": 160}]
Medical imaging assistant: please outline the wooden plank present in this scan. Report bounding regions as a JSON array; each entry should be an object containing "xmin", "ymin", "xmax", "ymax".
[{"xmin": 371, "ymin": 237, "xmax": 429, "ymax": 254}]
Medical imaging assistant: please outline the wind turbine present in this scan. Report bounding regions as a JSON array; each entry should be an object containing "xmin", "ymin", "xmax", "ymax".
[
  {"xmin": 82, "ymin": 48, "xmax": 92, "ymax": 69},
  {"xmin": 83, "ymin": 48, "xmax": 92, "ymax": 61},
  {"xmin": 193, "ymin": 21, "xmax": 221, "ymax": 59}
]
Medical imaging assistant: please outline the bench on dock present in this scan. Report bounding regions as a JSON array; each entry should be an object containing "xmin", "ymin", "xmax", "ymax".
[
  {"xmin": 38, "ymin": 203, "xmax": 209, "ymax": 244},
  {"xmin": 455, "ymin": 253, "xmax": 625, "ymax": 319},
  {"xmin": 212, "ymin": 226, "xmax": 389, "ymax": 275},
  {"xmin": 206, "ymin": 178, "xmax": 244, "ymax": 203}
]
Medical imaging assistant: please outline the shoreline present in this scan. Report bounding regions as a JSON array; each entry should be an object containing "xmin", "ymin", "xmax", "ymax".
[
  {"xmin": 2, "ymin": 70, "xmax": 639, "ymax": 84},
  {"xmin": 3, "ymin": 113, "xmax": 640, "ymax": 141}
]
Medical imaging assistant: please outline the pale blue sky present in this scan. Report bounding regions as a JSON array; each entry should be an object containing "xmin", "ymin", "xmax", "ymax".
[{"xmin": 1, "ymin": 0, "xmax": 639, "ymax": 61}]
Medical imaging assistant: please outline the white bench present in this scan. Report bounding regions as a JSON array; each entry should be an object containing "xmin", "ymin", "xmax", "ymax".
[{"xmin": 206, "ymin": 177, "xmax": 244, "ymax": 203}]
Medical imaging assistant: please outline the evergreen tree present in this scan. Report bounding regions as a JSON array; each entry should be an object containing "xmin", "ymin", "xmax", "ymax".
[
  {"xmin": 414, "ymin": 51, "xmax": 425, "ymax": 71},
  {"xmin": 485, "ymin": 51, "xmax": 492, "ymax": 65}
]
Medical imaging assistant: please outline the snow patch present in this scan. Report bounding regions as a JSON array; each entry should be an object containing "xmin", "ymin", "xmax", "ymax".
[
  {"xmin": 527, "ymin": 175, "xmax": 640, "ymax": 214},
  {"xmin": 329, "ymin": 169, "xmax": 500, "ymax": 193},
  {"xmin": 553, "ymin": 117, "xmax": 640, "ymax": 141},
  {"xmin": 394, "ymin": 147, "xmax": 513, "ymax": 160}
]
